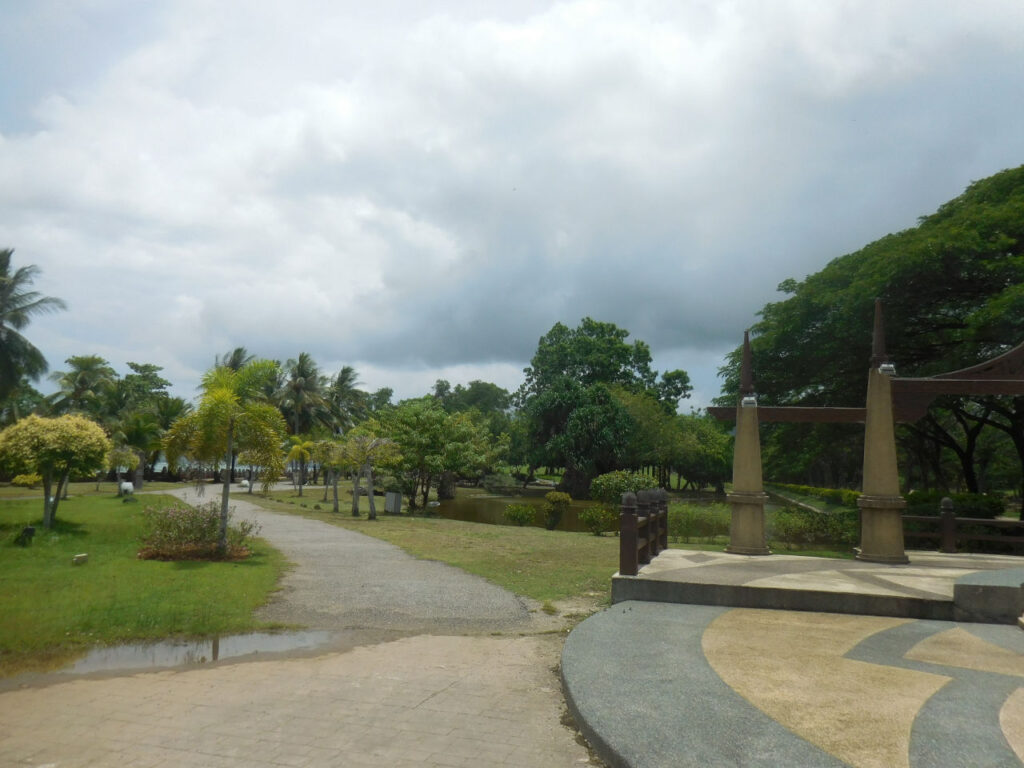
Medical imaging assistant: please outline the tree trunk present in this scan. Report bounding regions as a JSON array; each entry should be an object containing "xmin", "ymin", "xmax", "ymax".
[
  {"xmin": 219, "ymin": 425, "xmax": 233, "ymax": 553},
  {"xmin": 351, "ymin": 470, "xmax": 361, "ymax": 516},
  {"xmin": 420, "ymin": 473, "xmax": 432, "ymax": 510},
  {"xmin": 134, "ymin": 449, "xmax": 145, "ymax": 491},
  {"xmin": 42, "ymin": 472, "xmax": 55, "ymax": 529},
  {"xmin": 332, "ymin": 470, "xmax": 340, "ymax": 513},
  {"xmin": 366, "ymin": 464, "xmax": 377, "ymax": 520},
  {"xmin": 437, "ymin": 471, "xmax": 456, "ymax": 500},
  {"xmin": 50, "ymin": 471, "xmax": 70, "ymax": 526}
]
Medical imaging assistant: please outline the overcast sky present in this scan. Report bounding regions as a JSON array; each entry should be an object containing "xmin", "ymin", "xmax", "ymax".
[{"xmin": 3, "ymin": 0, "xmax": 1023, "ymax": 408}]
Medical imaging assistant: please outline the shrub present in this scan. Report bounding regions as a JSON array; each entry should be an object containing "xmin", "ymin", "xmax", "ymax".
[
  {"xmin": 482, "ymin": 473, "xmax": 519, "ymax": 494},
  {"xmin": 542, "ymin": 491, "xmax": 572, "ymax": 530},
  {"xmin": 11, "ymin": 473, "xmax": 41, "ymax": 489},
  {"xmin": 579, "ymin": 505, "xmax": 616, "ymax": 536},
  {"xmin": 771, "ymin": 483, "xmax": 860, "ymax": 509},
  {"xmin": 904, "ymin": 490, "xmax": 1005, "ymax": 519},
  {"xmin": 767, "ymin": 507, "xmax": 858, "ymax": 550},
  {"xmin": 138, "ymin": 501, "xmax": 261, "ymax": 560},
  {"xmin": 590, "ymin": 470, "xmax": 657, "ymax": 506},
  {"xmin": 668, "ymin": 503, "xmax": 731, "ymax": 543},
  {"xmin": 503, "ymin": 503, "xmax": 536, "ymax": 527}
]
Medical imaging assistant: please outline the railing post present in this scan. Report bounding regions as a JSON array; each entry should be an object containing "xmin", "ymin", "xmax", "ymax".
[
  {"xmin": 637, "ymin": 490, "xmax": 652, "ymax": 565},
  {"xmin": 940, "ymin": 496, "xmax": 956, "ymax": 553},
  {"xmin": 619, "ymin": 492, "xmax": 638, "ymax": 576},
  {"xmin": 646, "ymin": 489, "xmax": 660, "ymax": 557},
  {"xmin": 657, "ymin": 488, "xmax": 669, "ymax": 551}
]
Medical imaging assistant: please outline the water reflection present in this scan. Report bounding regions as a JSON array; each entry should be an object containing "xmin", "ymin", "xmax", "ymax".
[
  {"xmin": 437, "ymin": 490, "xmax": 592, "ymax": 532},
  {"xmin": 64, "ymin": 630, "xmax": 332, "ymax": 674}
]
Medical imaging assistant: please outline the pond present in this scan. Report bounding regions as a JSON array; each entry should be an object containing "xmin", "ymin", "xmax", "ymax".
[{"xmin": 437, "ymin": 488, "xmax": 595, "ymax": 532}]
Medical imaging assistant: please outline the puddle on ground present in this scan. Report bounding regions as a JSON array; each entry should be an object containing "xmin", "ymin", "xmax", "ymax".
[{"xmin": 63, "ymin": 631, "xmax": 333, "ymax": 674}]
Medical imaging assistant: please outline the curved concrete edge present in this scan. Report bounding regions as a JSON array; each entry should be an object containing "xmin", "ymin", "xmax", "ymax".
[
  {"xmin": 561, "ymin": 653, "xmax": 631, "ymax": 768},
  {"xmin": 612, "ymin": 575, "xmax": 954, "ymax": 620},
  {"xmin": 561, "ymin": 602, "xmax": 847, "ymax": 768}
]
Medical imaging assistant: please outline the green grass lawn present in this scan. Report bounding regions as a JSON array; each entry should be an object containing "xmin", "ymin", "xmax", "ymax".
[
  {"xmin": 243, "ymin": 492, "xmax": 619, "ymax": 603},
  {"xmin": 0, "ymin": 494, "xmax": 286, "ymax": 676},
  {"xmin": 0, "ymin": 480, "xmax": 190, "ymax": 499}
]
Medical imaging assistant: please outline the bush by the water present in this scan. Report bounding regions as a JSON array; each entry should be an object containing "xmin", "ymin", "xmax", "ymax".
[
  {"xmin": 482, "ymin": 473, "xmax": 519, "ymax": 494},
  {"xmin": 503, "ymin": 503, "xmax": 536, "ymax": 527},
  {"xmin": 590, "ymin": 470, "xmax": 657, "ymax": 506},
  {"xmin": 138, "ymin": 501, "xmax": 260, "ymax": 560},
  {"xmin": 542, "ymin": 491, "xmax": 572, "ymax": 530},
  {"xmin": 903, "ymin": 490, "xmax": 1005, "ymax": 519},
  {"xmin": 668, "ymin": 503, "xmax": 731, "ymax": 543},
  {"xmin": 768, "ymin": 507, "xmax": 858, "ymax": 550},
  {"xmin": 579, "ymin": 505, "xmax": 616, "ymax": 536}
]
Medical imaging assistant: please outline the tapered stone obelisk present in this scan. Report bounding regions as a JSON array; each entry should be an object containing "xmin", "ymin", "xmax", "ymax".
[
  {"xmin": 726, "ymin": 331, "xmax": 770, "ymax": 555},
  {"xmin": 856, "ymin": 300, "xmax": 908, "ymax": 563}
]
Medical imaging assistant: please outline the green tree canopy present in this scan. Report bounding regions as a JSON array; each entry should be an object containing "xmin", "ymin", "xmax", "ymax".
[
  {"xmin": 0, "ymin": 414, "xmax": 111, "ymax": 527},
  {"xmin": 517, "ymin": 318, "xmax": 690, "ymax": 497},
  {"xmin": 718, "ymin": 165, "xmax": 1024, "ymax": 495},
  {"xmin": 165, "ymin": 359, "xmax": 286, "ymax": 550}
]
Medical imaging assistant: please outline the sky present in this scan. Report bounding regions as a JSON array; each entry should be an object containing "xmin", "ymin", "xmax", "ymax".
[{"xmin": 3, "ymin": 0, "xmax": 1024, "ymax": 409}]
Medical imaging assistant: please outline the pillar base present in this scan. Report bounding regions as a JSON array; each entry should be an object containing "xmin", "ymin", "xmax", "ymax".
[
  {"xmin": 856, "ymin": 494, "xmax": 908, "ymax": 564},
  {"xmin": 726, "ymin": 491, "xmax": 771, "ymax": 556}
]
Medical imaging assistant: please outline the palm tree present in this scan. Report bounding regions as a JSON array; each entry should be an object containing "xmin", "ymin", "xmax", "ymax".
[
  {"xmin": 48, "ymin": 355, "xmax": 116, "ymax": 417},
  {"xmin": 215, "ymin": 346, "xmax": 255, "ymax": 371},
  {"xmin": 164, "ymin": 360, "xmax": 285, "ymax": 552},
  {"xmin": 278, "ymin": 352, "xmax": 331, "ymax": 435},
  {"xmin": 0, "ymin": 376, "xmax": 45, "ymax": 426},
  {"xmin": 328, "ymin": 365, "xmax": 368, "ymax": 433},
  {"xmin": 0, "ymin": 249, "xmax": 67, "ymax": 403}
]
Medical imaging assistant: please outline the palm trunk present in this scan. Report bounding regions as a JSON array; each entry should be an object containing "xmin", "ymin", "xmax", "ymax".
[
  {"xmin": 351, "ymin": 470, "xmax": 361, "ymax": 516},
  {"xmin": 366, "ymin": 464, "xmax": 377, "ymax": 520},
  {"xmin": 332, "ymin": 470, "xmax": 340, "ymax": 513},
  {"xmin": 219, "ymin": 425, "xmax": 233, "ymax": 553}
]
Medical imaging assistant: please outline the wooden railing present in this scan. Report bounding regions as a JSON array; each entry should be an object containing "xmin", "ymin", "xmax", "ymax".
[
  {"xmin": 903, "ymin": 497, "xmax": 1024, "ymax": 554},
  {"xmin": 619, "ymin": 489, "xmax": 669, "ymax": 576}
]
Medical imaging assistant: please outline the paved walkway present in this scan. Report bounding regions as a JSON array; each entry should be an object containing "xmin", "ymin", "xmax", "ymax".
[
  {"xmin": 563, "ymin": 601, "xmax": 1024, "ymax": 768},
  {"xmin": 0, "ymin": 491, "xmax": 597, "ymax": 768}
]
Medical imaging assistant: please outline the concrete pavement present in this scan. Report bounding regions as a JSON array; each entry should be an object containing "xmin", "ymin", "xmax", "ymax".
[
  {"xmin": 0, "ymin": 491, "xmax": 597, "ymax": 768},
  {"xmin": 563, "ymin": 601, "xmax": 1024, "ymax": 768}
]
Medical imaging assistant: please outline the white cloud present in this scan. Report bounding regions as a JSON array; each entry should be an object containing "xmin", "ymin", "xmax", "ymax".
[{"xmin": 2, "ymin": 0, "xmax": 1023, "ymax": 408}]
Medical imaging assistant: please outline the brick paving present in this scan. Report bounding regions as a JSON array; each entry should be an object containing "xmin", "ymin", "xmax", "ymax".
[
  {"xmin": 0, "ymin": 633, "xmax": 594, "ymax": 768},
  {"xmin": 0, "ymin": 493, "xmax": 598, "ymax": 767}
]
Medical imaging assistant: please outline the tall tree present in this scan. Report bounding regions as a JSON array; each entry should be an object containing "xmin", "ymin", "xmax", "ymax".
[
  {"xmin": 718, "ymin": 165, "xmax": 1024, "ymax": 499},
  {"xmin": 516, "ymin": 318, "xmax": 686, "ymax": 497},
  {"xmin": 47, "ymin": 355, "xmax": 116, "ymax": 417},
  {"xmin": 215, "ymin": 346, "xmax": 255, "ymax": 371},
  {"xmin": 165, "ymin": 360, "xmax": 286, "ymax": 551},
  {"xmin": 0, "ymin": 249, "xmax": 66, "ymax": 403},
  {"xmin": 381, "ymin": 398, "xmax": 498, "ymax": 510},
  {"xmin": 327, "ymin": 365, "xmax": 367, "ymax": 433},
  {"xmin": 278, "ymin": 352, "xmax": 330, "ymax": 435}
]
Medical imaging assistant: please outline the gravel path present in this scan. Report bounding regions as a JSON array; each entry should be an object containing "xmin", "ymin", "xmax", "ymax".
[{"xmin": 169, "ymin": 488, "xmax": 534, "ymax": 635}]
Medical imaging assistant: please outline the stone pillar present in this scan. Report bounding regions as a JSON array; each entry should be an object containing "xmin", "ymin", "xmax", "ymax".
[
  {"xmin": 857, "ymin": 301, "xmax": 908, "ymax": 563},
  {"xmin": 727, "ymin": 331, "xmax": 770, "ymax": 556}
]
